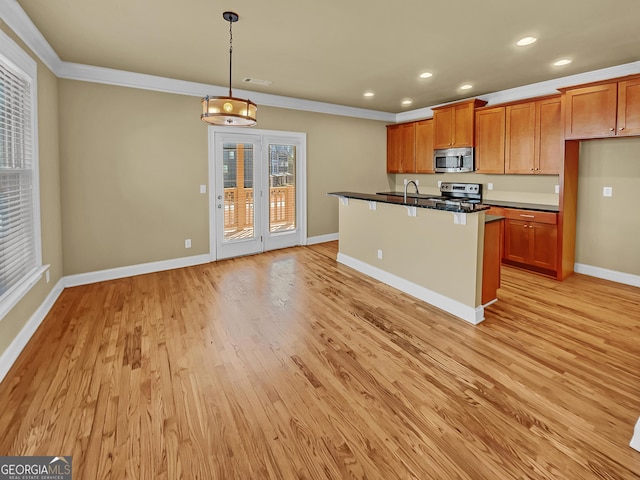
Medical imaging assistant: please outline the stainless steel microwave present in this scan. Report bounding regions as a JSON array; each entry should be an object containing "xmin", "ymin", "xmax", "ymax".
[{"xmin": 434, "ymin": 147, "xmax": 474, "ymax": 173}]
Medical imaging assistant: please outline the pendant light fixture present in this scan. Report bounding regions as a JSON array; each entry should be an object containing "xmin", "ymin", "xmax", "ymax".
[{"xmin": 201, "ymin": 11, "xmax": 257, "ymax": 126}]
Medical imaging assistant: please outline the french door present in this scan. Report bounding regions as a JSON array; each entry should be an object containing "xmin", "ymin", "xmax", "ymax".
[{"xmin": 209, "ymin": 129, "xmax": 306, "ymax": 260}]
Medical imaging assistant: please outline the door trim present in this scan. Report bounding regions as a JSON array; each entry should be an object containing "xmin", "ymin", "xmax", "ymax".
[{"xmin": 207, "ymin": 126, "xmax": 307, "ymax": 261}]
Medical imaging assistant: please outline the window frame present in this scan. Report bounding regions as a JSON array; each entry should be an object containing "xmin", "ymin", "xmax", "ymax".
[{"xmin": 0, "ymin": 29, "xmax": 45, "ymax": 321}]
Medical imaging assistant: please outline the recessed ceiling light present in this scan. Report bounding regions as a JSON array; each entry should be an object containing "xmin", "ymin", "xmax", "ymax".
[
  {"xmin": 553, "ymin": 58, "xmax": 572, "ymax": 66},
  {"xmin": 402, "ymin": 99, "xmax": 413, "ymax": 106},
  {"xmin": 516, "ymin": 36, "xmax": 537, "ymax": 46},
  {"xmin": 363, "ymin": 91, "xmax": 375, "ymax": 97},
  {"xmin": 459, "ymin": 84, "xmax": 473, "ymax": 90},
  {"xmin": 419, "ymin": 72, "xmax": 433, "ymax": 79}
]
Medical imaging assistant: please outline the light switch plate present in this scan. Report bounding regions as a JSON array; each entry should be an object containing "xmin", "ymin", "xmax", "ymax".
[
  {"xmin": 603, "ymin": 186, "xmax": 613, "ymax": 197},
  {"xmin": 488, "ymin": 183, "xmax": 493, "ymax": 190},
  {"xmin": 200, "ymin": 185, "xmax": 207, "ymax": 194},
  {"xmin": 555, "ymin": 185, "xmax": 560, "ymax": 194}
]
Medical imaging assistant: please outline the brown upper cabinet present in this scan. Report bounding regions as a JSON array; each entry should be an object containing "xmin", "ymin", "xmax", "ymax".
[
  {"xmin": 386, "ymin": 119, "xmax": 434, "ymax": 174},
  {"xmin": 506, "ymin": 96, "xmax": 562, "ymax": 174},
  {"xmin": 562, "ymin": 75, "xmax": 640, "ymax": 139},
  {"xmin": 475, "ymin": 106, "xmax": 505, "ymax": 174},
  {"xmin": 415, "ymin": 119, "xmax": 434, "ymax": 173},
  {"xmin": 618, "ymin": 78, "xmax": 640, "ymax": 136},
  {"xmin": 433, "ymin": 99, "xmax": 487, "ymax": 149},
  {"xmin": 386, "ymin": 122, "xmax": 416, "ymax": 173}
]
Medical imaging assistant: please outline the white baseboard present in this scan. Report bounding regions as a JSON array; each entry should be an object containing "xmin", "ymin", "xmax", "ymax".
[
  {"xmin": 0, "ymin": 278, "xmax": 65, "ymax": 383},
  {"xmin": 574, "ymin": 263, "xmax": 640, "ymax": 288},
  {"xmin": 337, "ymin": 253, "xmax": 484, "ymax": 325},
  {"xmin": 64, "ymin": 254, "xmax": 212, "ymax": 287},
  {"xmin": 306, "ymin": 233, "xmax": 339, "ymax": 245},
  {"xmin": 631, "ymin": 417, "xmax": 640, "ymax": 452}
]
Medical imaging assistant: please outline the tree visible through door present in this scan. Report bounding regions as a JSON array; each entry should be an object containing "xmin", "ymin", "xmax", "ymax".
[{"xmin": 269, "ymin": 144, "xmax": 296, "ymax": 233}]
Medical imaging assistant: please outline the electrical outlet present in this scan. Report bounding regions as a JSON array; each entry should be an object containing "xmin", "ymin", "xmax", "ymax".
[
  {"xmin": 488, "ymin": 183, "xmax": 494, "ymax": 191},
  {"xmin": 414, "ymin": 179, "xmax": 419, "ymax": 186},
  {"xmin": 437, "ymin": 180, "xmax": 442, "ymax": 187},
  {"xmin": 603, "ymin": 186, "xmax": 613, "ymax": 197},
  {"xmin": 377, "ymin": 249, "xmax": 383, "ymax": 260},
  {"xmin": 555, "ymin": 185, "xmax": 560, "ymax": 194},
  {"xmin": 200, "ymin": 185, "xmax": 207, "ymax": 194},
  {"xmin": 185, "ymin": 239, "xmax": 192, "ymax": 248},
  {"xmin": 403, "ymin": 178, "xmax": 408, "ymax": 186}
]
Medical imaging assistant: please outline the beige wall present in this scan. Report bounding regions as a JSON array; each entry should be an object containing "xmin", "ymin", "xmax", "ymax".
[
  {"xmin": 392, "ymin": 172, "xmax": 560, "ymax": 205},
  {"xmin": 576, "ymin": 137, "xmax": 640, "ymax": 276},
  {"xmin": 255, "ymin": 106, "xmax": 391, "ymax": 237},
  {"xmin": 0, "ymin": 24, "xmax": 63, "ymax": 356},
  {"xmin": 58, "ymin": 82, "xmax": 390, "ymax": 275},
  {"xmin": 59, "ymin": 81, "xmax": 210, "ymax": 275},
  {"xmin": 338, "ymin": 200, "xmax": 484, "ymax": 308}
]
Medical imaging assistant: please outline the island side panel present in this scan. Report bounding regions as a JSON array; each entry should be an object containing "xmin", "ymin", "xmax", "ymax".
[{"xmin": 338, "ymin": 199, "xmax": 484, "ymax": 309}]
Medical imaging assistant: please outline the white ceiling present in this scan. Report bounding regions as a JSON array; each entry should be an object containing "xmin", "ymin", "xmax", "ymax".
[{"xmin": 14, "ymin": 0, "xmax": 640, "ymax": 113}]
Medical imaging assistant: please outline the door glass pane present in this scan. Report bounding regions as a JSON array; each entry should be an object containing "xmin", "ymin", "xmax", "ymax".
[
  {"xmin": 268, "ymin": 144, "xmax": 296, "ymax": 233},
  {"xmin": 223, "ymin": 143, "xmax": 254, "ymax": 241}
]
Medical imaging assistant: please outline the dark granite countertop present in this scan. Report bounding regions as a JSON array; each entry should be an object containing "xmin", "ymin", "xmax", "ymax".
[
  {"xmin": 377, "ymin": 191, "xmax": 559, "ymax": 213},
  {"xmin": 328, "ymin": 191, "xmax": 490, "ymax": 214},
  {"xmin": 485, "ymin": 215, "xmax": 505, "ymax": 224},
  {"xmin": 376, "ymin": 191, "xmax": 441, "ymax": 200},
  {"xmin": 481, "ymin": 200, "xmax": 559, "ymax": 213}
]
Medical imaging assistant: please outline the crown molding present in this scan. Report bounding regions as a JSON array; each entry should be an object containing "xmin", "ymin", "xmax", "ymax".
[
  {"xmin": 57, "ymin": 62, "xmax": 396, "ymax": 122},
  {"xmin": 396, "ymin": 60, "xmax": 640, "ymax": 123},
  {"xmin": 3, "ymin": 0, "xmax": 640, "ymax": 125},
  {"xmin": 0, "ymin": 1, "xmax": 394, "ymax": 122},
  {"xmin": 0, "ymin": 0, "xmax": 62, "ymax": 73}
]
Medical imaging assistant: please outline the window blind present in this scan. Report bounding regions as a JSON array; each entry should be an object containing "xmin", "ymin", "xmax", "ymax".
[{"xmin": 0, "ymin": 59, "xmax": 36, "ymax": 299}]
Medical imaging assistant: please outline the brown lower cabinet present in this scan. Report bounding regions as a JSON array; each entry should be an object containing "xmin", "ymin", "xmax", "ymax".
[
  {"xmin": 482, "ymin": 219, "xmax": 503, "ymax": 304},
  {"xmin": 503, "ymin": 209, "xmax": 558, "ymax": 275}
]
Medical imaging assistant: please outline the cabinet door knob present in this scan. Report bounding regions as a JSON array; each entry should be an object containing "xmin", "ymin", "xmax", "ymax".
[
  {"xmin": 609, "ymin": 127, "xmax": 615, "ymax": 131},
  {"xmin": 619, "ymin": 127, "xmax": 625, "ymax": 131}
]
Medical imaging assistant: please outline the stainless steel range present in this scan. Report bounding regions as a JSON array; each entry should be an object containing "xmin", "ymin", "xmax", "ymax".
[{"xmin": 428, "ymin": 182, "xmax": 482, "ymax": 211}]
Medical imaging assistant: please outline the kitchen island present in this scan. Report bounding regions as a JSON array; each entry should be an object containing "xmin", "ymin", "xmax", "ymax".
[{"xmin": 329, "ymin": 191, "xmax": 499, "ymax": 325}]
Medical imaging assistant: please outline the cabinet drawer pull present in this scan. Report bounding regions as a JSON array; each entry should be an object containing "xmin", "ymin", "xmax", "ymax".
[{"xmin": 520, "ymin": 214, "xmax": 535, "ymax": 218}]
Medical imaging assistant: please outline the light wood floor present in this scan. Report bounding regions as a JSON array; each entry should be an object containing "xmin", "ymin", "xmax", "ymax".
[{"xmin": 1, "ymin": 241, "xmax": 639, "ymax": 479}]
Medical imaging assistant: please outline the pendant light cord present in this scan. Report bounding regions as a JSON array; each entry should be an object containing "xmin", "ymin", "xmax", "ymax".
[{"xmin": 228, "ymin": 18, "xmax": 233, "ymax": 98}]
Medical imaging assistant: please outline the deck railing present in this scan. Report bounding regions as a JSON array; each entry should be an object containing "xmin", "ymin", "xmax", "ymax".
[{"xmin": 224, "ymin": 186, "xmax": 295, "ymax": 231}]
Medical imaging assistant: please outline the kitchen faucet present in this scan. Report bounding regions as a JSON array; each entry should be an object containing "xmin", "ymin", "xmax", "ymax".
[{"xmin": 403, "ymin": 180, "xmax": 419, "ymax": 203}]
